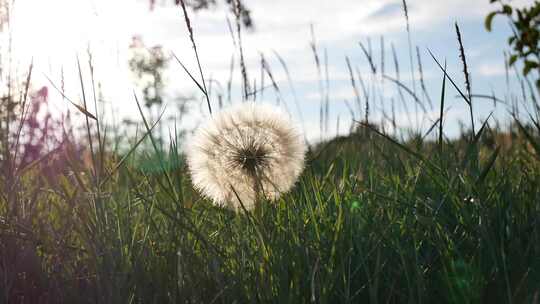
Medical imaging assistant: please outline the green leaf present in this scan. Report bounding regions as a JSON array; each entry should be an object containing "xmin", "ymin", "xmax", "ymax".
[
  {"xmin": 485, "ymin": 11, "xmax": 497, "ymax": 31},
  {"xmin": 523, "ymin": 60, "xmax": 538, "ymax": 76},
  {"xmin": 502, "ymin": 5, "xmax": 512, "ymax": 15},
  {"xmin": 416, "ymin": 215, "xmax": 435, "ymax": 227},
  {"xmin": 438, "ymin": 61, "xmax": 447, "ymax": 154},
  {"xmin": 515, "ymin": 120, "xmax": 540, "ymax": 159},
  {"xmin": 476, "ymin": 146, "xmax": 500, "ymax": 185},
  {"xmin": 508, "ymin": 54, "xmax": 518, "ymax": 66}
]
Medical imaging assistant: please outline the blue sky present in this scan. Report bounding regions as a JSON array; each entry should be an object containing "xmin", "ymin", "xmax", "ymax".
[{"xmin": 4, "ymin": 0, "xmax": 534, "ymax": 142}]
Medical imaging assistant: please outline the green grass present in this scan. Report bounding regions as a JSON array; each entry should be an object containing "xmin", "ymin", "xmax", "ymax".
[
  {"xmin": 1, "ymin": 113, "xmax": 540, "ymax": 303},
  {"xmin": 2, "ymin": 3, "xmax": 540, "ymax": 303}
]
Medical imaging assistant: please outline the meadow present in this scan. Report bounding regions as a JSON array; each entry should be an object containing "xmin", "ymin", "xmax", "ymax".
[{"xmin": 1, "ymin": 1, "xmax": 540, "ymax": 303}]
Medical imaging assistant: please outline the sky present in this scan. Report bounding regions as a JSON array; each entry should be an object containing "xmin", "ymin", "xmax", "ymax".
[{"xmin": 2, "ymin": 0, "xmax": 534, "ymax": 142}]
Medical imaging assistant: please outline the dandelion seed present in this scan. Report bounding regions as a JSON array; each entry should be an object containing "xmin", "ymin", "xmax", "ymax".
[{"xmin": 186, "ymin": 103, "xmax": 306, "ymax": 210}]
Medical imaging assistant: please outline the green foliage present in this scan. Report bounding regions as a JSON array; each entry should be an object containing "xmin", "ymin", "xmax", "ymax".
[
  {"xmin": 129, "ymin": 36, "xmax": 169, "ymax": 110},
  {"xmin": 2, "ymin": 112, "xmax": 540, "ymax": 303},
  {"xmin": 486, "ymin": 0, "xmax": 540, "ymax": 88}
]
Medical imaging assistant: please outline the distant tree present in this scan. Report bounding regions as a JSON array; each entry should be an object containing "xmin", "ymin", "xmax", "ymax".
[
  {"xmin": 149, "ymin": 0, "xmax": 252, "ymax": 28},
  {"xmin": 129, "ymin": 36, "xmax": 168, "ymax": 111},
  {"xmin": 128, "ymin": 35, "xmax": 169, "ymax": 143},
  {"xmin": 128, "ymin": 36, "xmax": 193, "ymax": 143},
  {"xmin": 485, "ymin": 1, "xmax": 540, "ymax": 89}
]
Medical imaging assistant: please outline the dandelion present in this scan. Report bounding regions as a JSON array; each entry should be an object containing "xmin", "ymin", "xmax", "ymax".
[{"xmin": 186, "ymin": 103, "xmax": 306, "ymax": 210}]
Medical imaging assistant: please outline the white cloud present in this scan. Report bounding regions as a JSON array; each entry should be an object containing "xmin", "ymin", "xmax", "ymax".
[
  {"xmin": 3, "ymin": 0, "xmax": 524, "ymax": 139},
  {"xmin": 476, "ymin": 62, "xmax": 506, "ymax": 77}
]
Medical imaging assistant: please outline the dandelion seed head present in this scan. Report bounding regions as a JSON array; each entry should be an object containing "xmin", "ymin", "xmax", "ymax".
[{"xmin": 187, "ymin": 103, "xmax": 306, "ymax": 210}]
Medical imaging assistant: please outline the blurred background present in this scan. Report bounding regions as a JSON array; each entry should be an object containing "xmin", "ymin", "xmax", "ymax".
[{"xmin": 0, "ymin": 0, "xmax": 534, "ymax": 143}]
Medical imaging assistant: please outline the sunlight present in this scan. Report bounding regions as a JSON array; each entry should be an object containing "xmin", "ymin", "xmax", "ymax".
[
  {"xmin": 5, "ymin": 0, "xmax": 137, "ymax": 119},
  {"xmin": 11, "ymin": 0, "xmax": 115, "ymax": 66}
]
